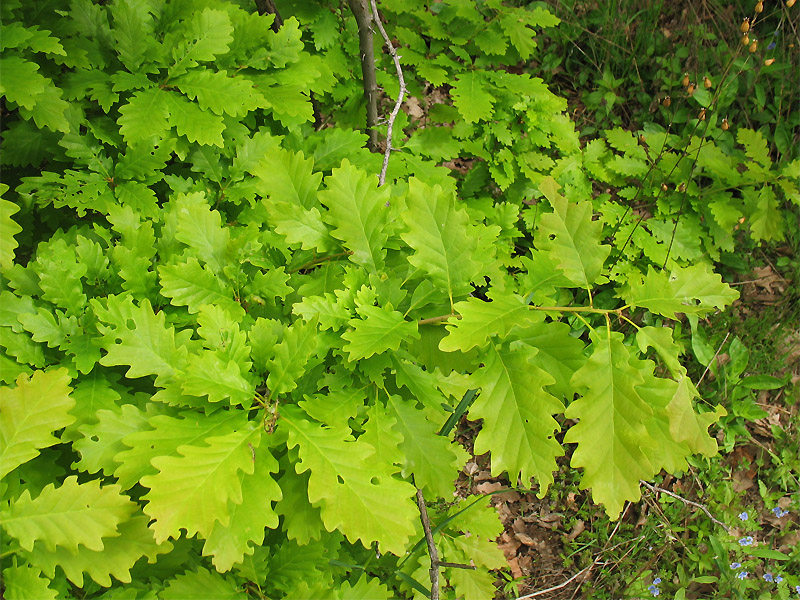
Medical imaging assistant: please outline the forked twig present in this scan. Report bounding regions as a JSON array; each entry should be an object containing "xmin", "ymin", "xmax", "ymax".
[
  {"xmin": 369, "ymin": 0, "xmax": 407, "ymax": 186},
  {"xmin": 641, "ymin": 480, "xmax": 730, "ymax": 533}
]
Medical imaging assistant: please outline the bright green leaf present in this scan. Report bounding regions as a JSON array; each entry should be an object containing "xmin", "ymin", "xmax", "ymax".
[{"xmin": 0, "ymin": 369, "xmax": 75, "ymax": 479}]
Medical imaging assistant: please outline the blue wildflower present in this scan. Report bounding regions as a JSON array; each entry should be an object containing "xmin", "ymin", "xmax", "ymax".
[
  {"xmin": 653, "ymin": 578, "xmax": 662, "ymax": 585},
  {"xmin": 648, "ymin": 584, "xmax": 661, "ymax": 597},
  {"xmin": 730, "ymin": 562, "xmax": 742, "ymax": 569},
  {"xmin": 764, "ymin": 573, "xmax": 774, "ymax": 582},
  {"xmin": 767, "ymin": 41, "xmax": 776, "ymax": 50},
  {"xmin": 738, "ymin": 536, "xmax": 754, "ymax": 546},
  {"xmin": 795, "ymin": 584, "xmax": 800, "ymax": 594},
  {"xmin": 738, "ymin": 512, "xmax": 749, "ymax": 521},
  {"xmin": 772, "ymin": 507, "xmax": 789, "ymax": 517},
  {"xmin": 737, "ymin": 571, "xmax": 748, "ymax": 579},
  {"xmin": 775, "ymin": 575, "xmax": 783, "ymax": 583}
]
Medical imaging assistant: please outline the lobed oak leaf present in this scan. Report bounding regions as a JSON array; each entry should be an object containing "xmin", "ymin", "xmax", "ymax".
[
  {"xmin": 281, "ymin": 406, "xmax": 417, "ymax": 556},
  {"xmin": 623, "ymin": 263, "xmax": 739, "ymax": 319},
  {"xmin": 141, "ymin": 423, "xmax": 260, "ymax": 543},
  {"xmin": 470, "ymin": 343, "xmax": 564, "ymax": 494},
  {"xmin": 564, "ymin": 329, "xmax": 656, "ymax": 518},
  {"xmin": 23, "ymin": 515, "xmax": 173, "ymax": 587},
  {"xmin": 0, "ymin": 369, "xmax": 75, "ymax": 479},
  {"xmin": 537, "ymin": 176, "xmax": 611, "ymax": 289},
  {"xmin": 319, "ymin": 159, "xmax": 390, "ymax": 273},
  {"xmin": 0, "ymin": 476, "xmax": 136, "ymax": 553},
  {"xmin": 341, "ymin": 305, "xmax": 419, "ymax": 361}
]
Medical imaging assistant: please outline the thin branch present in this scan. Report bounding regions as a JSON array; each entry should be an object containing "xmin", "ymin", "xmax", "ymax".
[
  {"xmin": 640, "ymin": 481, "xmax": 730, "ymax": 533},
  {"xmin": 514, "ymin": 567, "xmax": 590, "ymax": 600},
  {"xmin": 416, "ymin": 488, "xmax": 440, "ymax": 600},
  {"xmin": 369, "ymin": 0, "xmax": 407, "ymax": 186},
  {"xmin": 254, "ymin": 0, "xmax": 283, "ymax": 32},
  {"xmin": 347, "ymin": 0, "xmax": 379, "ymax": 151}
]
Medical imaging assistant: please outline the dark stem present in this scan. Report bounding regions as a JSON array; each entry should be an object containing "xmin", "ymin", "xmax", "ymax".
[
  {"xmin": 415, "ymin": 488, "xmax": 440, "ymax": 600},
  {"xmin": 254, "ymin": 0, "xmax": 283, "ymax": 32},
  {"xmin": 347, "ymin": 0, "xmax": 380, "ymax": 152}
]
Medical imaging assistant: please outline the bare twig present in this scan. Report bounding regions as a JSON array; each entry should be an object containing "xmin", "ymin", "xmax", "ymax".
[
  {"xmin": 641, "ymin": 480, "xmax": 730, "ymax": 533},
  {"xmin": 369, "ymin": 0, "xmax": 407, "ymax": 186},
  {"xmin": 415, "ymin": 488, "xmax": 440, "ymax": 600},
  {"xmin": 697, "ymin": 331, "xmax": 730, "ymax": 387},
  {"xmin": 347, "ymin": 0, "xmax": 379, "ymax": 151},
  {"xmin": 514, "ymin": 567, "xmax": 591, "ymax": 600}
]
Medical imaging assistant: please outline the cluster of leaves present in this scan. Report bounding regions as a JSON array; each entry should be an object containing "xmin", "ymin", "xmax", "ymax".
[{"xmin": 0, "ymin": 0, "xmax": 782, "ymax": 598}]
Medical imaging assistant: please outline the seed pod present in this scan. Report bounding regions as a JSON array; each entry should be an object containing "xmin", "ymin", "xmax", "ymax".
[
  {"xmin": 698, "ymin": 108, "xmax": 707, "ymax": 120},
  {"xmin": 662, "ymin": 95, "xmax": 672, "ymax": 107},
  {"xmin": 687, "ymin": 82, "xmax": 696, "ymax": 96},
  {"xmin": 682, "ymin": 73, "xmax": 690, "ymax": 87},
  {"xmin": 788, "ymin": 0, "xmax": 796, "ymax": 7},
  {"xmin": 741, "ymin": 17, "xmax": 750, "ymax": 33},
  {"xmin": 639, "ymin": 134, "xmax": 647, "ymax": 144},
  {"xmin": 750, "ymin": 39, "xmax": 758, "ymax": 52},
  {"xmin": 704, "ymin": 76, "xmax": 712, "ymax": 88},
  {"xmin": 765, "ymin": 58, "xmax": 776, "ymax": 65},
  {"xmin": 755, "ymin": 1, "xmax": 764, "ymax": 13},
  {"xmin": 739, "ymin": 217, "xmax": 746, "ymax": 223},
  {"xmin": 661, "ymin": 183, "xmax": 669, "ymax": 191},
  {"xmin": 722, "ymin": 117, "xmax": 729, "ymax": 130},
  {"xmin": 678, "ymin": 182, "xmax": 686, "ymax": 192},
  {"xmin": 742, "ymin": 33, "xmax": 750, "ymax": 45}
]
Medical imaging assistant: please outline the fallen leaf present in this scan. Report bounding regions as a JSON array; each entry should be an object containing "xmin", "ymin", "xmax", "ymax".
[
  {"xmin": 514, "ymin": 531, "xmax": 537, "ymax": 547},
  {"xmin": 507, "ymin": 556, "xmax": 524, "ymax": 578},
  {"xmin": 565, "ymin": 519, "xmax": 585, "ymax": 542},
  {"xmin": 403, "ymin": 96, "xmax": 424, "ymax": 119}
]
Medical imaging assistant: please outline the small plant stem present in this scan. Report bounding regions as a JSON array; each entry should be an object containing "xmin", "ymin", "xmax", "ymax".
[
  {"xmin": 415, "ymin": 488, "xmax": 440, "ymax": 600},
  {"xmin": 419, "ymin": 304, "xmax": 630, "ymax": 327},
  {"xmin": 697, "ymin": 331, "xmax": 730, "ymax": 387},
  {"xmin": 532, "ymin": 305, "xmax": 628, "ymax": 315},
  {"xmin": 616, "ymin": 312, "xmax": 640, "ymax": 331},
  {"xmin": 369, "ymin": 0, "xmax": 406, "ymax": 186},
  {"xmin": 640, "ymin": 480, "xmax": 731, "ymax": 533},
  {"xmin": 418, "ymin": 313, "xmax": 460, "ymax": 326}
]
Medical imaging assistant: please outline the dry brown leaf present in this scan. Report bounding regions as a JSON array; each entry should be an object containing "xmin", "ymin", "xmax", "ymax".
[
  {"xmin": 565, "ymin": 519, "xmax": 585, "ymax": 542},
  {"xmin": 732, "ymin": 469, "xmax": 755, "ymax": 492},
  {"xmin": 497, "ymin": 502, "xmax": 514, "ymax": 524},
  {"xmin": 403, "ymin": 96, "xmax": 424, "ymax": 120},
  {"xmin": 507, "ymin": 556, "xmax": 524, "ymax": 579},
  {"xmin": 514, "ymin": 531, "xmax": 537, "ymax": 547}
]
